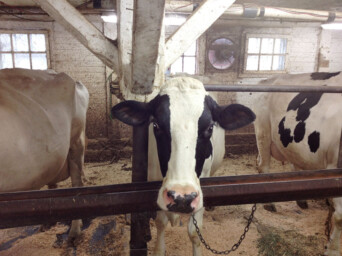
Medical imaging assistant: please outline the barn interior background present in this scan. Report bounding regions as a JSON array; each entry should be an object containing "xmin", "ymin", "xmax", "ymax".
[
  {"xmin": 2, "ymin": 1, "xmax": 342, "ymax": 255},
  {"xmin": 1, "ymin": 0, "xmax": 341, "ymax": 162}
]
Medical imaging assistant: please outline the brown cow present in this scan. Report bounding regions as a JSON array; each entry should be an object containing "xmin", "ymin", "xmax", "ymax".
[{"xmin": 0, "ymin": 68, "xmax": 89, "ymax": 241}]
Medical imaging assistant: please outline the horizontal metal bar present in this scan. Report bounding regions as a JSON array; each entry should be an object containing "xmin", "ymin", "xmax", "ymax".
[
  {"xmin": 1, "ymin": 168, "xmax": 342, "ymax": 202},
  {"xmin": 1, "ymin": 168, "xmax": 342, "ymax": 229},
  {"xmin": 204, "ymin": 84, "xmax": 342, "ymax": 93}
]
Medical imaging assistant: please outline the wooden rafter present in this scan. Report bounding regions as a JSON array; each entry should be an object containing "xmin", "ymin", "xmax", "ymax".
[
  {"xmin": 131, "ymin": 0, "xmax": 166, "ymax": 94},
  {"xmin": 33, "ymin": 0, "xmax": 119, "ymax": 71},
  {"xmin": 165, "ymin": 0, "xmax": 234, "ymax": 69}
]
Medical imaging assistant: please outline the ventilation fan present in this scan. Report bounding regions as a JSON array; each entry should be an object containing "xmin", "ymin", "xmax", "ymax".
[{"xmin": 208, "ymin": 38, "xmax": 236, "ymax": 70}]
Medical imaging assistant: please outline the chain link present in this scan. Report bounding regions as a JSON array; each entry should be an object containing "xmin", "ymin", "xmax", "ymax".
[{"xmin": 192, "ymin": 204, "xmax": 257, "ymax": 255}]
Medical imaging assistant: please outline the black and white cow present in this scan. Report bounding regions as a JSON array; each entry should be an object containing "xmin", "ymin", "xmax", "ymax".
[
  {"xmin": 112, "ymin": 77, "xmax": 255, "ymax": 255},
  {"xmin": 253, "ymin": 71, "xmax": 342, "ymax": 256}
]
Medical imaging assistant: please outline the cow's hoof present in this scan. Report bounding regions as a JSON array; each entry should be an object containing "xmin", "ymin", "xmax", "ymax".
[
  {"xmin": 263, "ymin": 203, "xmax": 277, "ymax": 212},
  {"xmin": 296, "ymin": 200, "xmax": 308, "ymax": 209}
]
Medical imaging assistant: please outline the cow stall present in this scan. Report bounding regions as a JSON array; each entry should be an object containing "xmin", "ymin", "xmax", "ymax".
[
  {"xmin": 2, "ymin": 0, "xmax": 342, "ymax": 255},
  {"xmin": 1, "ymin": 83, "xmax": 342, "ymax": 256}
]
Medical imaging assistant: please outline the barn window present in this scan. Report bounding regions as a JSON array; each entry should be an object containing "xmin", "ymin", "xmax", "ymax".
[
  {"xmin": 0, "ymin": 32, "xmax": 49, "ymax": 70},
  {"xmin": 169, "ymin": 41, "xmax": 197, "ymax": 75},
  {"xmin": 244, "ymin": 36, "xmax": 287, "ymax": 72}
]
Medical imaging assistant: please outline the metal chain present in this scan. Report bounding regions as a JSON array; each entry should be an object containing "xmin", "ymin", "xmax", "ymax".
[{"xmin": 192, "ymin": 204, "xmax": 257, "ymax": 255}]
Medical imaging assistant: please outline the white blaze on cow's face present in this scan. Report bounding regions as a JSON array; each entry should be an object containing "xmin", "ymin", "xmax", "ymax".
[
  {"xmin": 155, "ymin": 78, "xmax": 208, "ymax": 213},
  {"xmin": 111, "ymin": 77, "xmax": 256, "ymax": 214}
]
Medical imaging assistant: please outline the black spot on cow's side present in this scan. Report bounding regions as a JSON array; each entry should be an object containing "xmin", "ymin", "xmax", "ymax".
[
  {"xmin": 150, "ymin": 95, "xmax": 171, "ymax": 177},
  {"xmin": 293, "ymin": 121, "xmax": 305, "ymax": 143},
  {"xmin": 279, "ymin": 92, "xmax": 323, "ymax": 148},
  {"xmin": 287, "ymin": 92, "xmax": 323, "ymax": 121},
  {"xmin": 278, "ymin": 117, "xmax": 293, "ymax": 147},
  {"xmin": 308, "ymin": 131, "xmax": 320, "ymax": 153},
  {"xmin": 310, "ymin": 71, "xmax": 340, "ymax": 80}
]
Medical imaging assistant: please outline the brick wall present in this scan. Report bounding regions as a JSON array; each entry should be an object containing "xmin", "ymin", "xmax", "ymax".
[
  {"xmin": 52, "ymin": 17, "xmax": 108, "ymax": 138},
  {"xmin": 2, "ymin": 16, "xmax": 342, "ymax": 147}
]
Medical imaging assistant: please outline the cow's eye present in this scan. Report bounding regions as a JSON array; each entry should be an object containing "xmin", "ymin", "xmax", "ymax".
[
  {"xmin": 153, "ymin": 122, "xmax": 160, "ymax": 130},
  {"xmin": 208, "ymin": 124, "xmax": 214, "ymax": 132},
  {"xmin": 202, "ymin": 123, "xmax": 214, "ymax": 138}
]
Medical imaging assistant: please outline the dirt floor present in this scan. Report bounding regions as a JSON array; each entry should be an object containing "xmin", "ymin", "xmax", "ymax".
[{"xmin": 0, "ymin": 154, "xmax": 334, "ymax": 256}]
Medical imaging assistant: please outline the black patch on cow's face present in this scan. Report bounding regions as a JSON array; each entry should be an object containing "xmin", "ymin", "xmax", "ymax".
[
  {"xmin": 310, "ymin": 71, "xmax": 340, "ymax": 80},
  {"xmin": 278, "ymin": 92, "xmax": 323, "ymax": 151},
  {"xmin": 150, "ymin": 95, "xmax": 171, "ymax": 177},
  {"xmin": 308, "ymin": 131, "xmax": 320, "ymax": 153},
  {"xmin": 278, "ymin": 117, "xmax": 293, "ymax": 147},
  {"xmin": 195, "ymin": 97, "xmax": 214, "ymax": 177}
]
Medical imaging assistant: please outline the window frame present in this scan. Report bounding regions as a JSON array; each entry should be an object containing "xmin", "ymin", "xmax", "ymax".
[
  {"xmin": 0, "ymin": 30, "xmax": 50, "ymax": 70},
  {"xmin": 168, "ymin": 40, "xmax": 198, "ymax": 75},
  {"xmin": 242, "ymin": 33, "xmax": 289, "ymax": 76}
]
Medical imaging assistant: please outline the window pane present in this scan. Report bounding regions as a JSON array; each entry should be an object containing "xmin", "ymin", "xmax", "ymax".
[
  {"xmin": 183, "ymin": 57, "xmax": 195, "ymax": 74},
  {"xmin": 12, "ymin": 34, "xmax": 29, "ymax": 51},
  {"xmin": 0, "ymin": 34, "xmax": 11, "ymax": 51},
  {"xmin": 247, "ymin": 38, "xmax": 260, "ymax": 54},
  {"xmin": 0, "ymin": 53, "xmax": 13, "ymax": 69},
  {"xmin": 14, "ymin": 53, "xmax": 30, "ymax": 68},
  {"xmin": 274, "ymin": 38, "xmax": 287, "ymax": 54},
  {"xmin": 30, "ymin": 34, "xmax": 46, "ymax": 52},
  {"xmin": 260, "ymin": 55, "xmax": 272, "ymax": 70},
  {"xmin": 246, "ymin": 55, "xmax": 259, "ymax": 71},
  {"xmin": 32, "ymin": 53, "xmax": 47, "ymax": 69},
  {"xmin": 184, "ymin": 42, "xmax": 196, "ymax": 56},
  {"xmin": 170, "ymin": 57, "xmax": 183, "ymax": 74},
  {"xmin": 272, "ymin": 55, "xmax": 285, "ymax": 70},
  {"xmin": 261, "ymin": 38, "xmax": 274, "ymax": 54}
]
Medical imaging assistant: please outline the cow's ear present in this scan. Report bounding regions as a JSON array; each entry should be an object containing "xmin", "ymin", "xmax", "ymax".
[
  {"xmin": 111, "ymin": 100, "xmax": 151, "ymax": 126},
  {"xmin": 206, "ymin": 96, "xmax": 255, "ymax": 130},
  {"xmin": 216, "ymin": 104, "xmax": 256, "ymax": 130}
]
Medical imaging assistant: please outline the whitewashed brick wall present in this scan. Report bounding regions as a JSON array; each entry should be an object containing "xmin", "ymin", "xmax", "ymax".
[
  {"xmin": 329, "ymin": 30, "xmax": 342, "ymax": 71},
  {"xmin": 0, "ymin": 17, "xmax": 111, "ymax": 139},
  {"xmin": 1, "ymin": 16, "xmax": 342, "ymax": 140},
  {"xmin": 52, "ymin": 17, "xmax": 108, "ymax": 138},
  {"xmin": 287, "ymin": 26, "xmax": 320, "ymax": 73}
]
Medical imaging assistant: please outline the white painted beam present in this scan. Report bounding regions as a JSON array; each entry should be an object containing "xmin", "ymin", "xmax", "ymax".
[
  {"xmin": 131, "ymin": 0, "xmax": 166, "ymax": 94},
  {"xmin": 33, "ymin": 0, "xmax": 119, "ymax": 71},
  {"xmin": 117, "ymin": 0, "xmax": 133, "ymax": 98},
  {"xmin": 165, "ymin": 0, "xmax": 235, "ymax": 69},
  {"xmin": 166, "ymin": 1, "xmax": 342, "ymax": 22}
]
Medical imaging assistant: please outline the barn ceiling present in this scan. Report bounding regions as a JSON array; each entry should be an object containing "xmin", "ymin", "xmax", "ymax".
[
  {"xmin": 3, "ymin": 0, "xmax": 342, "ymax": 11},
  {"xmin": 1, "ymin": 0, "xmax": 87, "ymax": 7},
  {"xmin": 235, "ymin": 0, "xmax": 342, "ymax": 11}
]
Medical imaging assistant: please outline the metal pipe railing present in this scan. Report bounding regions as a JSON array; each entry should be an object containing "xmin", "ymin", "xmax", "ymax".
[
  {"xmin": 1, "ymin": 168, "xmax": 342, "ymax": 229},
  {"xmin": 204, "ymin": 84, "xmax": 342, "ymax": 93}
]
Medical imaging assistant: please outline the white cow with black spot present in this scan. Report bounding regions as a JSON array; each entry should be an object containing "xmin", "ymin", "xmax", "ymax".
[
  {"xmin": 112, "ymin": 77, "xmax": 255, "ymax": 256},
  {"xmin": 253, "ymin": 71, "xmax": 342, "ymax": 256}
]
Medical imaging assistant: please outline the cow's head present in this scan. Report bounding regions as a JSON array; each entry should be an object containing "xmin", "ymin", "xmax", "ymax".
[{"xmin": 112, "ymin": 77, "xmax": 255, "ymax": 214}]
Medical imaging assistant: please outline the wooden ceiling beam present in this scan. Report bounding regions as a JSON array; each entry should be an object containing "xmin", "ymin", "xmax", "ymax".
[
  {"xmin": 165, "ymin": 0, "xmax": 235, "ymax": 69},
  {"xmin": 117, "ymin": 0, "xmax": 133, "ymax": 98},
  {"xmin": 33, "ymin": 0, "xmax": 119, "ymax": 71},
  {"xmin": 131, "ymin": 0, "xmax": 166, "ymax": 95}
]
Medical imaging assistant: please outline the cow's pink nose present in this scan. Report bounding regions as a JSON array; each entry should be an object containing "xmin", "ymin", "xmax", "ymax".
[{"xmin": 163, "ymin": 188, "xmax": 199, "ymax": 213}]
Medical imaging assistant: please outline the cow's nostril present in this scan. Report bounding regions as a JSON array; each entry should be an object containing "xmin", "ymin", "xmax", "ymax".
[
  {"xmin": 190, "ymin": 192, "xmax": 198, "ymax": 198},
  {"xmin": 167, "ymin": 190, "xmax": 176, "ymax": 199}
]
